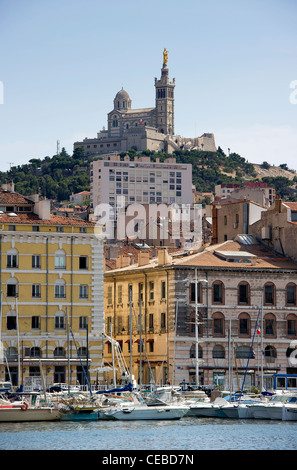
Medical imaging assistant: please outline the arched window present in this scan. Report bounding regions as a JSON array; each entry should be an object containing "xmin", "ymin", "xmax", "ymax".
[
  {"xmin": 78, "ymin": 347, "xmax": 88, "ymax": 358},
  {"xmin": 264, "ymin": 345, "xmax": 277, "ymax": 359},
  {"xmin": 286, "ymin": 283, "xmax": 297, "ymax": 306},
  {"xmin": 212, "ymin": 281, "xmax": 224, "ymax": 304},
  {"xmin": 238, "ymin": 282, "xmax": 250, "ymax": 305},
  {"xmin": 6, "ymin": 346, "xmax": 18, "ymax": 360},
  {"xmin": 264, "ymin": 282, "xmax": 276, "ymax": 306},
  {"xmin": 54, "ymin": 347, "xmax": 65, "ymax": 357},
  {"xmin": 190, "ymin": 343, "xmax": 202, "ymax": 359},
  {"xmin": 55, "ymin": 250, "xmax": 66, "ymax": 269},
  {"xmin": 212, "ymin": 312, "xmax": 225, "ymax": 337},
  {"xmin": 264, "ymin": 313, "xmax": 277, "ymax": 337},
  {"xmin": 286, "ymin": 314, "xmax": 297, "ymax": 338},
  {"xmin": 236, "ymin": 345, "xmax": 251, "ymax": 359},
  {"xmin": 189, "ymin": 311, "xmax": 203, "ymax": 337},
  {"xmin": 31, "ymin": 347, "xmax": 41, "ymax": 358},
  {"xmin": 238, "ymin": 312, "xmax": 251, "ymax": 337},
  {"xmin": 212, "ymin": 345, "xmax": 225, "ymax": 359}
]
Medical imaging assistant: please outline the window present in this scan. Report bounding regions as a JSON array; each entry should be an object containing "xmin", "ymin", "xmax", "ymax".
[
  {"xmin": 236, "ymin": 346, "xmax": 251, "ymax": 359},
  {"xmin": 286, "ymin": 284, "xmax": 296, "ymax": 306},
  {"xmin": 264, "ymin": 313, "xmax": 276, "ymax": 337},
  {"xmin": 148, "ymin": 340, "xmax": 154, "ymax": 353},
  {"xmin": 79, "ymin": 256, "xmax": 88, "ymax": 269},
  {"xmin": 32, "ymin": 316, "xmax": 40, "ymax": 329},
  {"xmin": 213, "ymin": 281, "xmax": 224, "ymax": 304},
  {"xmin": 7, "ymin": 249, "xmax": 18, "ymax": 268},
  {"xmin": 238, "ymin": 282, "xmax": 249, "ymax": 304},
  {"xmin": 138, "ymin": 283, "xmax": 143, "ymax": 302},
  {"xmin": 190, "ymin": 282, "xmax": 201, "ymax": 303},
  {"xmin": 161, "ymin": 281, "xmax": 166, "ymax": 299},
  {"xmin": 54, "ymin": 347, "xmax": 65, "ymax": 357},
  {"xmin": 149, "ymin": 281, "xmax": 154, "ymax": 301},
  {"xmin": 264, "ymin": 283, "xmax": 275, "ymax": 305},
  {"xmin": 189, "ymin": 311, "xmax": 203, "ymax": 337},
  {"xmin": 32, "ymin": 255, "xmax": 41, "ymax": 269},
  {"xmin": 55, "ymin": 312, "xmax": 65, "ymax": 329},
  {"xmin": 6, "ymin": 312, "xmax": 17, "ymax": 330},
  {"xmin": 287, "ymin": 314, "xmax": 297, "ymax": 337},
  {"xmin": 212, "ymin": 345, "xmax": 225, "ymax": 359},
  {"xmin": 238, "ymin": 313, "xmax": 250, "ymax": 336},
  {"xmin": 213, "ymin": 312, "xmax": 225, "ymax": 337},
  {"xmin": 55, "ymin": 250, "xmax": 66, "ymax": 269},
  {"xmin": 264, "ymin": 345, "xmax": 277, "ymax": 359},
  {"xmin": 79, "ymin": 285, "xmax": 88, "ymax": 299},
  {"xmin": 32, "ymin": 226, "xmax": 40, "ymax": 232},
  {"xmin": 161, "ymin": 313, "xmax": 166, "ymax": 330},
  {"xmin": 55, "ymin": 280, "xmax": 66, "ymax": 298},
  {"xmin": 128, "ymin": 285, "xmax": 133, "ymax": 302},
  {"xmin": 32, "ymin": 284, "xmax": 41, "ymax": 298},
  {"xmin": 149, "ymin": 313, "xmax": 154, "ymax": 331},
  {"xmin": 56, "ymin": 226, "xmax": 64, "ymax": 232},
  {"xmin": 118, "ymin": 285, "xmax": 122, "ymax": 304},
  {"xmin": 107, "ymin": 286, "xmax": 113, "ymax": 305},
  {"xmin": 190, "ymin": 344, "xmax": 202, "ymax": 358},
  {"xmin": 31, "ymin": 347, "xmax": 41, "ymax": 357},
  {"xmin": 7, "ymin": 279, "xmax": 18, "ymax": 297},
  {"xmin": 79, "ymin": 316, "xmax": 88, "ymax": 329}
]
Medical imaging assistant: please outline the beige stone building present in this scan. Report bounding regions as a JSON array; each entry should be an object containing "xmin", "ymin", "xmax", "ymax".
[
  {"xmin": 74, "ymin": 50, "xmax": 216, "ymax": 157},
  {"xmin": 249, "ymin": 197, "xmax": 297, "ymax": 263},
  {"xmin": 212, "ymin": 200, "xmax": 267, "ymax": 244},
  {"xmin": 103, "ymin": 238, "xmax": 297, "ymax": 390}
]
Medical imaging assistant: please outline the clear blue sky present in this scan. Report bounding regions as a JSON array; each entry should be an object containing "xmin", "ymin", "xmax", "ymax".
[{"xmin": 0, "ymin": 0, "xmax": 297, "ymax": 172}]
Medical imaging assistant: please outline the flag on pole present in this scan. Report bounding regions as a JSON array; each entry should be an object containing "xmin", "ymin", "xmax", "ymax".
[{"xmin": 257, "ymin": 327, "xmax": 261, "ymax": 335}]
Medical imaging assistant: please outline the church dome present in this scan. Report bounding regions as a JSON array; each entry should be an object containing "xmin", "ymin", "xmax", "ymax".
[{"xmin": 114, "ymin": 88, "xmax": 131, "ymax": 111}]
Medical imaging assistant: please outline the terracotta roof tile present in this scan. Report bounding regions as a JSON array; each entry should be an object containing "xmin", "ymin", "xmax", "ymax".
[
  {"xmin": 0, "ymin": 190, "xmax": 34, "ymax": 205},
  {"xmin": 0, "ymin": 212, "xmax": 94, "ymax": 226}
]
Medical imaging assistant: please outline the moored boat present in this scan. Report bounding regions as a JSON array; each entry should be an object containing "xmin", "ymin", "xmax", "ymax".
[{"xmin": 101, "ymin": 402, "xmax": 189, "ymax": 421}]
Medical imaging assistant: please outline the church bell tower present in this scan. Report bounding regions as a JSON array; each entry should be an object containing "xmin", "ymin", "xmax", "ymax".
[{"xmin": 155, "ymin": 48, "xmax": 175, "ymax": 135}]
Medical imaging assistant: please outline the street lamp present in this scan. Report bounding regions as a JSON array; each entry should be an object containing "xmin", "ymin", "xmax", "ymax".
[{"xmin": 194, "ymin": 269, "xmax": 208, "ymax": 387}]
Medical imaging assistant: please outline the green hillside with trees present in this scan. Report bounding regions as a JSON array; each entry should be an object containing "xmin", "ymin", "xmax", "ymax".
[{"xmin": 0, "ymin": 146, "xmax": 296, "ymax": 202}]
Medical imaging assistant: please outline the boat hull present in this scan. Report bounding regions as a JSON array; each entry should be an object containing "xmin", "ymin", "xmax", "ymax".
[
  {"xmin": 186, "ymin": 405, "xmax": 218, "ymax": 417},
  {"xmin": 282, "ymin": 405, "xmax": 297, "ymax": 421},
  {"xmin": 249, "ymin": 405, "xmax": 271, "ymax": 419},
  {"xmin": 0, "ymin": 407, "xmax": 60, "ymax": 422},
  {"xmin": 216, "ymin": 405, "xmax": 239, "ymax": 419},
  {"xmin": 104, "ymin": 405, "xmax": 189, "ymax": 421},
  {"xmin": 267, "ymin": 406, "xmax": 283, "ymax": 420}
]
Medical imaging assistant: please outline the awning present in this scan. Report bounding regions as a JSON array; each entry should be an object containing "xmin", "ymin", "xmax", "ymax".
[{"xmin": 146, "ymin": 339, "xmax": 154, "ymax": 343}]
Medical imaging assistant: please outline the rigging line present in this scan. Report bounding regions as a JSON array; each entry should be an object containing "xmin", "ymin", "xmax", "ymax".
[
  {"xmin": 241, "ymin": 306, "xmax": 261, "ymax": 394},
  {"xmin": 132, "ymin": 303, "xmax": 155, "ymax": 384}
]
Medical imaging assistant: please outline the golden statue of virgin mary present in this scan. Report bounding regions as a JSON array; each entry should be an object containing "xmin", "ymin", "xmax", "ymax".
[{"xmin": 163, "ymin": 48, "xmax": 168, "ymax": 66}]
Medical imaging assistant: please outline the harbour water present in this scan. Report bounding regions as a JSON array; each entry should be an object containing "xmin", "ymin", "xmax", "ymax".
[{"xmin": 0, "ymin": 417, "xmax": 296, "ymax": 451}]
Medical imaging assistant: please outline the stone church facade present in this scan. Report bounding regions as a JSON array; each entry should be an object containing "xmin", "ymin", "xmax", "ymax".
[{"xmin": 74, "ymin": 50, "xmax": 216, "ymax": 156}]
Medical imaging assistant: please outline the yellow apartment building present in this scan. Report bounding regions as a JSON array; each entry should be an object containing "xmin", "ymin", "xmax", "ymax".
[{"xmin": 0, "ymin": 186, "xmax": 104, "ymax": 389}]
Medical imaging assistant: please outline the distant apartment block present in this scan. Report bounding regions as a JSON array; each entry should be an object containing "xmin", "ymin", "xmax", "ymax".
[
  {"xmin": 90, "ymin": 154, "xmax": 193, "ymax": 211},
  {"xmin": 215, "ymin": 182, "xmax": 276, "ymax": 207}
]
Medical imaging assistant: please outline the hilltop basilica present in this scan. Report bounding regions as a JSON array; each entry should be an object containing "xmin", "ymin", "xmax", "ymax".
[{"xmin": 74, "ymin": 50, "xmax": 216, "ymax": 156}]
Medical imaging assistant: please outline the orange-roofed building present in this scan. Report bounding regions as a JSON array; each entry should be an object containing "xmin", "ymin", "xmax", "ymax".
[{"xmin": 104, "ymin": 235, "xmax": 297, "ymax": 390}]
